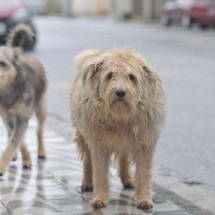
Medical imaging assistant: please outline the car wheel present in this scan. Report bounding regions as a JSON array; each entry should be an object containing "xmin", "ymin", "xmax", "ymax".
[
  {"xmin": 161, "ymin": 13, "xmax": 172, "ymax": 26},
  {"xmin": 199, "ymin": 24, "xmax": 208, "ymax": 30},
  {"xmin": 181, "ymin": 15, "xmax": 193, "ymax": 28}
]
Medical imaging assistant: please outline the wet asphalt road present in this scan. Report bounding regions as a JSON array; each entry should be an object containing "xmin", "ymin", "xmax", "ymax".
[{"xmin": 31, "ymin": 16, "xmax": 215, "ymax": 192}]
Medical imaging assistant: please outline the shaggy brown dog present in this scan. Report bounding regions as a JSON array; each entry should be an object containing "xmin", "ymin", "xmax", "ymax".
[
  {"xmin": 0, "ymin": 24, "xmax": 47, "ymax": 176},
  {"xmin": 69, "ymin": 48, "xmax": 166, "ymax": 210}
]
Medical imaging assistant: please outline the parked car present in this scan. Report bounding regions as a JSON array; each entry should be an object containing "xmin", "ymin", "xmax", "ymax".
[
  {"xmin": 0, "ymin": 0, "xmax": 37, "ymax": 50},
  {"xmin": 26, "ymin": 0, "xmax": 47, "ymax": 15},
  {"xmin": 161, "ymin": 0, "xmax": 215, "ymax": 28}
]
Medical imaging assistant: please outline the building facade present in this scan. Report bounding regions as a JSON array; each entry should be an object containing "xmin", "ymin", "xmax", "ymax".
[
  {"xmin": 113, "ymin": 0, "xmax": 168, "ymax": 21},
  {"xmin": 61, "ymin": 0, "xmax": 167, "ymax": 20},
  {"xmin": 62, "ymin": 0, "xmax": 112, "ymax": 16}
]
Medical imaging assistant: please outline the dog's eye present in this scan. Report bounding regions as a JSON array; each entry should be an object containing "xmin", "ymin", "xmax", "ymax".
[
  {"xmin": 0, "ymin": 61, "xmax": 7, "ymax": 68},
  {"xmin": 107, "ymin": 72, "xmax": 113, "ymax": 80},
  {"xmin": 129, "ymin": 74, "xmax": 135, "ymax": 82}
]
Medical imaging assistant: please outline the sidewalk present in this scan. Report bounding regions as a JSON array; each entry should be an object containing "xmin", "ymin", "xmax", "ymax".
[{"xmin": 0, "ymin": 116, "xmax": 214, "ymax": 215}]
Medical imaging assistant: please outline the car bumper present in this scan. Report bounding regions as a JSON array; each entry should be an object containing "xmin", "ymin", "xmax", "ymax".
[
  {"xmin": 191, "ymin": 10, "xmax": 215, "ymax": 25},
  {"xmin": 195, "ymin": 16, "xmax": 215, "ymax": 25}
]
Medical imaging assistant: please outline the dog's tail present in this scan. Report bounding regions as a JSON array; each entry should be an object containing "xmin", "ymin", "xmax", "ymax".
[{"xmin": 7, "ymin": 24, "xmax": 35, "ymax": 50}]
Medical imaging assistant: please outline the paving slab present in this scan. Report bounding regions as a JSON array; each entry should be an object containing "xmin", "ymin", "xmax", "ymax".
[{"xmin": 0, "ymin": 117, "xmax": 214, "ymax": 215}]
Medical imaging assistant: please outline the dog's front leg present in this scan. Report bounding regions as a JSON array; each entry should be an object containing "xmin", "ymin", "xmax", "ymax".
[
  {"xmin": 0, "ymin": 114, "xmax": 29, "ymax": 175},
  {"xmin": 90, "ymin": 145, "xmax": 110, "ymax": 208},
  {"xmin": 134, "ymin": 148, "xmax": 154, "ymax": 210}
]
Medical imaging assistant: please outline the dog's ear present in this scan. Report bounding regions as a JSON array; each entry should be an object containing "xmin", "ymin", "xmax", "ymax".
[
  {"xmin": 82, "ymin": 62, "xmax": 103, "ymax": 86},
  {"xmin": 75, "ymin": 49, "xmax": 101, "ymax": 71},
  {"xmin": 143, "ymin": 65, "xmax": 157, "ymax": 84},
  {"xmin": 81, "ymin": 61, "xmax": 104, "ymax": 101},
  {"xmin": 75, "ymin": 49, "xmax": 103, "ymax": 88},
  {"xmin": 140, "ymin": 64, "xmax": 161, "ymax": 102}
]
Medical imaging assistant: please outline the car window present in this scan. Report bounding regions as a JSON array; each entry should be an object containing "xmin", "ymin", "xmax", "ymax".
[
  {"xmin": 27, "ymin": 0, "xmax": 45, "ymax": 5},
  {"xmin": 0, "ymin": 0, "xmax": 23, "ymax": 7},
  {"xmin": 177, "ymin": 0, "xmax": 193, "ymax": 5}
]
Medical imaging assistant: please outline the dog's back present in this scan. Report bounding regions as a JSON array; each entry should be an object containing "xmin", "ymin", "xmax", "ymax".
[{"xmin": 0, "ymin": 24, "xmax": 47, "ymax": 109}]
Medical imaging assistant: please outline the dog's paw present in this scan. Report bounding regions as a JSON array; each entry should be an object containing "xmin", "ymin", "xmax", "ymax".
[
  {"xmin": 137, "ymin": 199, "xmax": 153, "ymax": 210},
  {"xmin": 38, "ymin": 155, "xmax": 46, "ymax": 159},
  {"xmin": 12, "ymin": 157, "xmax": 17, "ymax": 162},
  {"xmin": 81, "ymin": 183, "xmax": 94, "ymax": 192},
  {"xmin": 38, "ymin": 151, "xmax": 46, "ymax": 160},
  {"xmin": 90, "ymin": 199, "xmax": 107, "ymax": 208},
  {"xmin": 123, "ymin": 178, "xmax": 134, "ymax": 189},
  {"xmin": 12, "ymin": 155, "xmax": 18, "ymax": 162},
  {"xmin": 0, "ymin": 165, "xmax": 6, "ymax": 176},
  {"xmin": 12, "ymin": 151, "xmax": 18, "ymax": 162},
  {"xmin": 23, "ymin": 159, "xmax": 32, "ymax": 169}
]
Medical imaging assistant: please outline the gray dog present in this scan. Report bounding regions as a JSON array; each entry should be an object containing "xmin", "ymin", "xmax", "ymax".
[{"xmin": 0, "ymin": 24, "xmax": 47, "ymax": 176}]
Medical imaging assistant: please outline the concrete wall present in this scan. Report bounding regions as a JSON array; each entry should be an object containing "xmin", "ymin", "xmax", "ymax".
[
  {"xmin": 71, "ymin": 0, "xmax": 94, "ymax": 15},
  {"xmin": 113, "ymin": 0, "xmax": 132, "ymax": 19},
  {"xmin": 62, "ymin": 0, "xmax": 111, "ymax": 16},
  {"xmin": 96, "ymin": 0, "xmax": 112, "ymax": 14},
  {"xmin": 62, "ymin": 0, "xmax": 166, "ymax": 18},
  {"xmin": 153, "ymin": 0, "xmax": 167, "ymax": 19},
  {"xmin": 142, "ymin": 0, "xmax": 151, "ymax": 20},
  {"xmin": 113, "ymin": 0, "xmax": 168, "ymax": 21}
]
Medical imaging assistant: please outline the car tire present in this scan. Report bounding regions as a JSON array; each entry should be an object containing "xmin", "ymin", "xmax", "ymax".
[
  {"xmin": 199, "ymin": 24, "xmax": 208, "ymax": 30},
  {"xmin": 161, "ymin": 14, "xmax": 172, "ymax": 26},
  {"xmin": 181, "ymin": 15, "xmax": 193, "ymax": 28}
]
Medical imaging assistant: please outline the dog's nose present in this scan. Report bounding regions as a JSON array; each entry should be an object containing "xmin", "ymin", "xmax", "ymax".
[{"xmin": 116, "ymin": 89, "xmax": 126, "ymax": 98}]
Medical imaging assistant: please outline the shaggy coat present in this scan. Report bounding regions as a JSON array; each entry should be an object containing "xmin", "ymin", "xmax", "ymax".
[
  {"xmin": 69, "ymin": 48, "xmax": 166, "ymax": 209},
  {"xmin": 0, "ymin": 24, "xmax": 47, "ymax": 175}
]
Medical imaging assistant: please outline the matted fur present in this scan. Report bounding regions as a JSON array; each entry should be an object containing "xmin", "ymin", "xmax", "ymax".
[
  {"xmin": 69, "ymin": 48, "xmax": 166, "ymax": 209},
  {"xmin": 0, "ymin": 24, "xmax": 47, "ymax": 175}
]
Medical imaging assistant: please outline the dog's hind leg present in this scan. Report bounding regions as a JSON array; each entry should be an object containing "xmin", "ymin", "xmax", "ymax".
[
  {"xmin": 82, "ymin": 147, "xmax": 93, "ymax": 191},
  {"xmin": 76, "ymin": 132, "xmax": 93, "ymax": 192},
  {"xmin": 0, "ymin": 114, "xmax": 29, "ymax": 175},
  {"xmin": 4, "ymin": 120, "xmax": 31, "ymax": 165},
  {"xmin": 118, "ymin": 154, "xmax": 134, "ymax": 189},
  {"xmin": 19, "ymin": 141, "xmax": 32, "ymax": 168},
  {"xmin": 3, "ymin": 118, "xmax": 18, "ymax": 162},
  {"xmin": 35, "ymin": 95, "xmax": 47, "ymax": 159}
]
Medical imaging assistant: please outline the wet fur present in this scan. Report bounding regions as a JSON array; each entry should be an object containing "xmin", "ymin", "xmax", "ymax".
[
  {"xmin": 69, "ymin": 48, "xmax": 166, "ymax": 209},
  {"xmin": 0, "ymin": 25, "xmax": 47, "ymax": 175}
]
